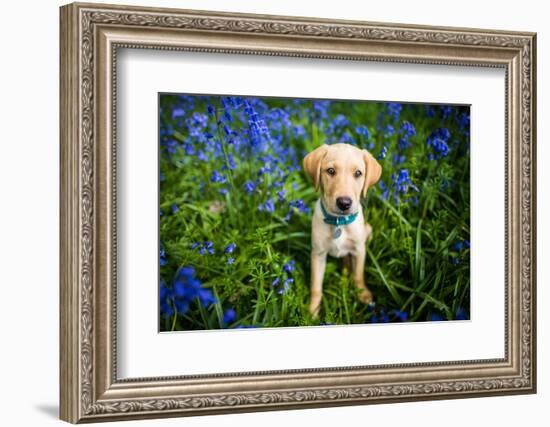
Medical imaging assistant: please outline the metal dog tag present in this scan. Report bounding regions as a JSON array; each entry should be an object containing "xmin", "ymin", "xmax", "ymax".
[{"xmin": 333, "ymin": 226, "xmax": 342, "ymax": 239}]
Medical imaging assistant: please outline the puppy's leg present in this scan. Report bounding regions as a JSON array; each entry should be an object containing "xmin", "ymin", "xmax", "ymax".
[
  {"xmin": 309, "ymin": 251, "xmax": 327, "ymax": 317},
  {"xmin": 352, "ymin": 246, "xmax": 373, "ymax": 304}
]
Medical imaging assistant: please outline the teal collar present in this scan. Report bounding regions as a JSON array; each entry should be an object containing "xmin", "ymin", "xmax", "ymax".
[{"xmin": 319, "ymin": 201, "xmax": 358, "ymax": 226}]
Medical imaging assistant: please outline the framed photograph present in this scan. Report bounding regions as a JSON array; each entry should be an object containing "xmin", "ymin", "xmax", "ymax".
[{"xmin": 60, "ymin": 2, "xmax": 537, "ymax": 423}]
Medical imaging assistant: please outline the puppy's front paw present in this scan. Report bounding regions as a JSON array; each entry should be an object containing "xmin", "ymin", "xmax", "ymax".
[
  {"xmin": 358, "ymin": 289, "xmax": 374, "ymax": 304},
  {"xmin": 309, "ymin": 298, "xmax": 321, "ymax": 318}
]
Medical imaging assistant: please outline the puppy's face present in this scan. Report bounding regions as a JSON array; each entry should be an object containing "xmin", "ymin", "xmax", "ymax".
[{"xmin": 303, "ymin": 143, "xmax": 382, "ymax": 215}]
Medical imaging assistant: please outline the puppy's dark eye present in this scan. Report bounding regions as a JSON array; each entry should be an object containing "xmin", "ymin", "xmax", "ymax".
[
  {"xmin": 327, "ymin": 168, "xmax": 336, "ymax": 176},
  {"xmin": 354, "ymin": 170, "xmax": 363, "ymax": 178}
]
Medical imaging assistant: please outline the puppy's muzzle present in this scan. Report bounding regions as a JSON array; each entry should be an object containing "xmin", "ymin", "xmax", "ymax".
[{"xmin": 336, "ymin": 196, "xmax": 353, "ymax": 212}]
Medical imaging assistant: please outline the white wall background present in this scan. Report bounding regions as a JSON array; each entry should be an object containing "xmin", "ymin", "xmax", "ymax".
[{"xmin": 0, "ymin": 0, "xmax": 545, "ymax": 425}]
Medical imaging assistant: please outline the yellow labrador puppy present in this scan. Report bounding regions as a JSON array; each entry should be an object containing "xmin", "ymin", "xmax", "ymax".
[{"xmin": 303, "ymin": 143, "xmax": 382, "ymax": 316}]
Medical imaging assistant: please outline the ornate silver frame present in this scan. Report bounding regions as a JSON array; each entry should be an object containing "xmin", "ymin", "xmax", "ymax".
[{"xmin": 60, "ymin": 2, "xmax": 537, "ymax": 423}]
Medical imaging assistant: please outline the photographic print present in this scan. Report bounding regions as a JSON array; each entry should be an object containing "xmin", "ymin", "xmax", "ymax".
[
  {"xmin": 159, "ymin": 94, "xmax": 471, "ymax": 331},
  {"xmin": 60, "ymin": 4, "xmax": 536, "ymax": 420}
]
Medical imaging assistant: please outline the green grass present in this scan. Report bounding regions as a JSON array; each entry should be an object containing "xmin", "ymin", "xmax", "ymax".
[{"xmin": 159, "ymin": 95, "xmax": 470, "ymax": 331}]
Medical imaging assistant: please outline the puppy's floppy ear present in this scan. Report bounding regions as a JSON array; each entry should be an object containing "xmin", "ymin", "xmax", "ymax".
[
  {"xmin": 362, "ymin": 149, "xmax": 382, "ymax": 197},
  {"xmin": 303, "ymin": 144, "xmax": 329, "ymax": 191}
]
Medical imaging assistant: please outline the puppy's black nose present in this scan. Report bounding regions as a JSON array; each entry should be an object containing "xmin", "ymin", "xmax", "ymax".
[{"xmin": 336, "ymin": 197, "xmax": 352, "ymax": 211}]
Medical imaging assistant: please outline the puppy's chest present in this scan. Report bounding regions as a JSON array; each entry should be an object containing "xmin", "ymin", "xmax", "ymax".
[{"xmin": 327, "ymin": 227, "xmax": 357, "ymax": 258}]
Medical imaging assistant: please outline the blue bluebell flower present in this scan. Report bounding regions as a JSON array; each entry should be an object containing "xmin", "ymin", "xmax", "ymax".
[
  {"xmin": 386, "ymin": 102, "xmax": 402, "ymax": 122},
  {"xmin": 429, "ymin": 312, "xmax": 445, "ymax": 321},
  {"xmin": 340, "ymin": 133, "xmax": 355, "ymax": 144},
  {"xmin": 456, "ymin": 111, "xmax": 470, "ymax": 135},
  {"xmin": 370, "ymin": 309, "xmax": 390, "ymax": 324},
  {"xmin": 398, "ymin": 121, "xmax": 416, "ymax": 150},
  {"xmin": 160, "ymin": 123, "xmax": 173, "ymax": 138},
  {"xmin": 293, "ymin": 125, "xmax": 306, "ymax": 138},
  {"xmin": 224, "ymin": 243, "xmax": 237, "ymax": 254},
  {"xmin": 392, "ymin": 154, "xmax": 406, "ymax": 165},
  {"xmin": 379, "ymin": 145, "xmax": 388, "ymax": 159},
  {"xmin": 227, "ymin": 153, "xmax": 236, "ymax": 170},
  {"xmin": 289, "ymin": 199, "xmax": 310, "ymax": 214},
  {"xmin": 391, "ymin": 310, "xmax": 408, "ymax": 322},
  {"xmin": 452, "ymin": 240, "xmax": 470, "ymax": 252},
  {"xmin": 197, "ymin": 288, "xmax": 217, "ymax": 307},
  {"xmin": 171, "ymin": 203, "xmax": 179, "ymax": 214},
  {"xmin": 162, "ymin": 139, "xmax": 179, "ymax": 154},
  {"xmin": 171, "ymin": 298, "xmax": 189, "ymax": 314},
  {"xmin": 223, "ymin": 308, "xmax": 237, "ymax": 324},
  {"xmin": 223, "ymin": 124, "xmax": 232, "ymax": 136},
  {"xmin": 160, "ymin": 245, "xmax": 168, "ymax": 266},
  {"xmin": 429, "ymin": 128, "xmax": 451, "ymax": 142},
  {"xmin": 210, "ymin": 170, "xmax": 227, "ymax": 184},
  {"xmin": 427, "ymin": 136, "xmax": 450, "ymax": 159},
  {"xmin": 197, "ymin": 150, "xmax": 209, "ymax": 162},
  {"xmin": 284, "ymin": 210, "xmax": 292, "ymax": 223},
  {"xmin": 278, "ymin": 278, "xmax": 293, "ymax": 295},
  {"xmin": 183, "ymin": 142, "xmax": 195, "ymax": 156},
  {"xmin": 258, "ymin": 165, "xmax": 272, "ymax": 177},
  {"xmin": 159, "ymin": 280, "xmax": 174, "ymax": 317},
  {"xmin": 227, "ymin": 257, "xmax": 235, "ymax": 265},
  {"xmin": 378, "ymin": 180, "xmax": 389, "ymax": 200},
  {"xmin": 398, "ymin": 138, "xmax": 411, "ymax": 150},
  {"xmin": 244, "ymin": 180, "xmax": 256, "ymax": 194},
  {"xmin": 383, "ymin": 169, "xmax": 419, "ymax": 206},
  {"xmin": 194, "ymin": 241, "xmax": 215, "ymax": 255},
  {"xmin": 455, "ymin": 308, "xmax": 468, "ymax": 320},
  {"xmin": 383, "ymin": 124, "xmax": 395, "ymax": 137},
  {"xmin": 440, "ymin": 105, "xmax": 452, "ymax": 119},
  {"xmin": 227, "ymin": 96, "xmax": 243, "ymax": 109},
  {"xmin": 312, "ymin": 100, "xmax": 331, "ymax": 121},
  {"xmin": 400, "ymin": 121, "xmax": 416, "ymax": 138},
  {"xmin": 259, "ymin": 198, "xmax": 275, "ymax": 213},
  {"xmin": 283, "ymin": 259, "xmax": 296, "ymax": 274},
  {"xmin": 355, "ymin": 125, "xmax": 370, "ymax": 139},
  {"xmin": 189, "ymin": 112, "xmax": 208, "ymax": 128},
  {"xmin": 243, "ymin": 98, "xmax": 270, "ymax": 151},
  {"xmin": 267, "ymin": 108, "xmax": 292, "ymax": 130},
  {"xmin": 160, "ymin": 266, "xmax": 218, "ymax": 317},
  {"xmin": 171, "ymin": 108, "xmax": 185, "ymax": 119},
  {"xmin": 394, "ymin": 169, "xmax": 416, "ymax": 194}
]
